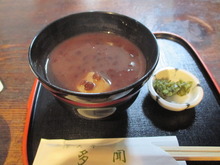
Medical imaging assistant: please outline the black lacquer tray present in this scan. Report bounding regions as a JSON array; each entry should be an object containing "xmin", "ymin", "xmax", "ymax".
[{"xmin": 23, "ymin": 32, "xmax": 220, "ymax": 165}]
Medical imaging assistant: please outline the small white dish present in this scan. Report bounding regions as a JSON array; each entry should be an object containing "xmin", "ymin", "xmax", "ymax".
[{"xmin": 148, "ymin": 67, "xmax": 204, "ymax": 111}]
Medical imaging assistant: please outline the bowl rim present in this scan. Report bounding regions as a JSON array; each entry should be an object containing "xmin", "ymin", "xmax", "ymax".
[
  {"xmin": 28, "ymin": 11, "xmax": 159, "ymax": 96},
  {"xmin": 148, "ymin": 67, "xmax": 204, "ymax": 111}
]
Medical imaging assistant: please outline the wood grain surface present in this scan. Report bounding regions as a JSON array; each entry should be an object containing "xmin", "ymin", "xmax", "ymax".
[{"xmin": 0, "ymin": 0, "xmax": 219, "ymax": 164}]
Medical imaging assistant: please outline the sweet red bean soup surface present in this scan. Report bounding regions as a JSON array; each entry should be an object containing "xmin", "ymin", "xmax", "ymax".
[{"xmin": 46, "ymin": 32, "xmax": 146, "ymax": 93}]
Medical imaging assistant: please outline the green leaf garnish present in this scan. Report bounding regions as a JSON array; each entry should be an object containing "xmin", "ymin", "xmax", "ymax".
[{"xmin": 153, "ymin": 79, "xmax": 193, "ymax": 99}]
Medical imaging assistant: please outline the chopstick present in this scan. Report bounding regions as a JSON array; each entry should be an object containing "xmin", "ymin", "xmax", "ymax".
[{"xmin": 160, "ymin": 146, "xmax": 220, "ymax": 161}]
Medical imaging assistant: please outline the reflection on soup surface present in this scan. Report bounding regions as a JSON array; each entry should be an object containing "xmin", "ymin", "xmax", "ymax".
[{"xmin": 46, "ymin": 32, "xmax": 146, "ymax": 93}]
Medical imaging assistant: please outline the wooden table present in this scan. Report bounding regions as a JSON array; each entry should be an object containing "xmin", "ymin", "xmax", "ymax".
[{"xmin": 0, "ymin": 0, "xmax": 219, "ymax": 164}]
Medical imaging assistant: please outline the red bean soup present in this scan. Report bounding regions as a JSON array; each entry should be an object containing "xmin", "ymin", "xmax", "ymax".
[{"xmin": 46, "ymin": 32, "xmax": 147, "ymax": 93}]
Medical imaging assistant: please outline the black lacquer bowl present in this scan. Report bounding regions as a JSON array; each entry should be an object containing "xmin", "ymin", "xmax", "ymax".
[{"xmin": 28, "ymin": 11, "xmax": 159, "ymax": 119}]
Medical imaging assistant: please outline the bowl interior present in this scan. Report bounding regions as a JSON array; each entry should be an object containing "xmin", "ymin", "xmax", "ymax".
[{"xmin": 29, "ymin": 12, "xmax": 159, "ymax": 95}]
